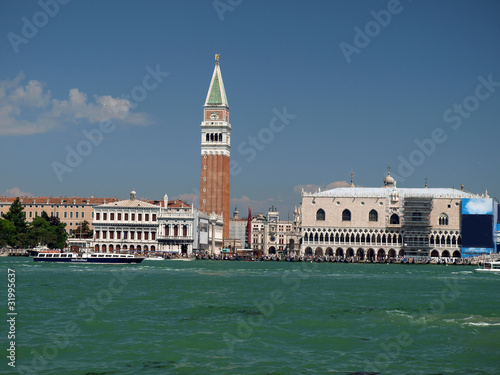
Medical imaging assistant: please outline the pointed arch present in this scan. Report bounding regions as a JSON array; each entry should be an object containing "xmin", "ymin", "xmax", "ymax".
[
  {"xmin": 369, "ymin": 209, "xmax": 378, "ymax": 222},
  {"xmin": 439, "ymin": 213, "xmax": 449, "ymax": 226},
  {"xmin": 390, "ymin": 214, "xmax": 400, "ymax": 225},
  {"xmin": 342, "ymin": 209, "xmax": 351, "ymax": 221},
  {"xmin": 316, "ymin": 209, "xmax": 325, "ymax": 221}
]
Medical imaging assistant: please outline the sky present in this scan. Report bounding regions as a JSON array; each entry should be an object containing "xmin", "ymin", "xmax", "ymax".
[{"xmin": 1, "ymin": 0, "xmax": 499, "ymax": 217}]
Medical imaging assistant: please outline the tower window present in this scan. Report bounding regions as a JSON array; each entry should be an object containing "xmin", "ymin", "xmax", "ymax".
[{"xmin": 206, "ymin": 134, "xmax": 209, "ymax": 142}]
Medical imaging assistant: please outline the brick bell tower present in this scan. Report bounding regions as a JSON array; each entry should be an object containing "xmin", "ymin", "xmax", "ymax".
[{"xmin": 200, "ymin": 54, "xmax": 231, "ymax": 241}]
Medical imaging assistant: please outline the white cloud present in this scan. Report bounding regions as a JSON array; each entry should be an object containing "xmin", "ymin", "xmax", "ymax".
[
  {"xmin": 231, "ymin": 196, "xmax": 284, "ymax": 215},
  {"xmin": 175, "ymin": 193, "xmax": 198, "ymax": 206},
  {"xmin": 4, "ymin": 187, "xmax": 33, "ymax": 197},
  {"xmin": 464, "ymin": 199, "xmax": 492, "ymax": 215},
  {"xmin": 0, "ymin": 72, "xmax": 152, "ymax": 136}
]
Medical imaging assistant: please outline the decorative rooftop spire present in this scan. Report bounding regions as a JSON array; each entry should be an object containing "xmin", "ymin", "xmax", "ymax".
[
  {"xmin": 349, "ymin": 169, "xmax": 355, "ymax": 187},
  {"xmin": 205, "ymin": 54, "xmax": 228, "ymax": 107}
]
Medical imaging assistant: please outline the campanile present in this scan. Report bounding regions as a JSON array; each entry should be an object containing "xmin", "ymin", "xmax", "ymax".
[{"xmin": 200, "ymin": 55, "xmax": 231, "ymax": 240}]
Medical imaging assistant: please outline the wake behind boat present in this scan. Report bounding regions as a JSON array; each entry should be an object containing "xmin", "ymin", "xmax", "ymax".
[
  {"xmin": 143, "ymin": 256, "xmax": 165, "ymax": 261},
  {"xmin": 33, "ymin": 252, "xmax": 144, "ymax": 264}
]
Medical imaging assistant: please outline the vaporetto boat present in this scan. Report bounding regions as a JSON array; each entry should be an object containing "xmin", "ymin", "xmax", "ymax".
[
  {"xmin": 33, "ymin": 252, "xmax": 144, "ymax": 264},
  {"xmin": 475, "ymin": 261, "xmax": 500, "ymax": 273}
]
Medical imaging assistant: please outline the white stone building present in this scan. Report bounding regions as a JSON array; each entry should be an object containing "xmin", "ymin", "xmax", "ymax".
[
  {"xmin": 92, "ymin": 190, "xmax": 224, "ymax": 255},
  {"xmin": 300, "ymin": 171, "xmax": 486, "ymax": 259},
  {"xmin": 251, "ymin": 205, "xmax": 301, "ymax": 255},
  {"xmin": 157, "ymin": 194, "xmax": 195, "ymax": 254},
  {"xmin": 93, "ymin": 189, "xmax": 160, "ymax": 253}
]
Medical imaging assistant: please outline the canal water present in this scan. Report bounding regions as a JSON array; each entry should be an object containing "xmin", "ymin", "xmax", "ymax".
[{"xmin": 2, "ymin": 257, "xmax": 500, "ymax": 374}]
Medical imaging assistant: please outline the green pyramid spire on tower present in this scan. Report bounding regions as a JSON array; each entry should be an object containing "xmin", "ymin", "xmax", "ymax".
[{"xmin": 205, "ymin": 55, "xmax": 228, "ymax": 107}]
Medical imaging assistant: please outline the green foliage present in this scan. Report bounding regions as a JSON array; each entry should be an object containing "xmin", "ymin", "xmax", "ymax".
[
  {"xmin": 0, "ymin": 219, "xmax": 15, "ymax": 247},
  {"xmin": 0, "ymin": 204, "xmax": 68, "ymax": 249},
  {"xmin": 73, "ymin": 220, "xmax": 92, "ymax": 238},
  {"xmin": 3, "ymin": 198, "xmax": 27, "ymax": 233}
]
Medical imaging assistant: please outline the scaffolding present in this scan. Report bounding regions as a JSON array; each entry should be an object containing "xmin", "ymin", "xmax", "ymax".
[{"xmin": 402, "ymin": 197, "xmax": 433, "ymax": 256}]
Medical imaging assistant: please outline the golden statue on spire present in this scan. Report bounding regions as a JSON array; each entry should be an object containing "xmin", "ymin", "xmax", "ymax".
[{"xmin": 215, "ymin": 54, "xmax": 220, "ymax": 63}]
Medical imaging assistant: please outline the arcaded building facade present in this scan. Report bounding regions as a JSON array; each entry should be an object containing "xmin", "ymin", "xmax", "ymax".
[{"xmin": 300, "ymin": 172, "xmax": 485, "ymax": 259}]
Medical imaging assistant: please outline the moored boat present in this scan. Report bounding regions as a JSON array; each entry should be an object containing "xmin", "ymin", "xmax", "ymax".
[
  {"xmin": 475, "ymin": 261, "xmax": 500, "ymax": 273},
  {"xmin": 33, "ymin": 252, "xmax": 144, "ymax": 264},
  {"xmin": 27, "ymin": 244, "xmax": 60, "ymax": 257}
]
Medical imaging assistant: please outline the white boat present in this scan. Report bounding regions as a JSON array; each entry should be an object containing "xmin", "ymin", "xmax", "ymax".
[
  {"xmin": 27, "ymin": 244, "xmax": 58, "ymax": 257},
  {"xmin": 475, "ymin": 261, "xmax": 500, "ymax": 273},
  {"xmin": 33, "ymin": 252, "xmax": 144, "ymax": 264}
]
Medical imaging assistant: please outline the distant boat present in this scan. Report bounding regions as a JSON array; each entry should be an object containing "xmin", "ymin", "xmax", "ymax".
[
  {"xmin": 27, "ymin": 244, "xmax": 59, "ymax": 257},
  {"xmin": 33, "ymin": 252, "xmax": 144, "ymax": 264},
  {"xmin": 475, "ymin": 261, "xmax": 500, "ymax": 273}
]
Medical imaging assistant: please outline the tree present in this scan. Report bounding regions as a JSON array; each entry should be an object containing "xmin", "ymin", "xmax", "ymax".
[
  {"xmin": 23, "ymin": 211, "xmax": 68, "ymax": 249},
  {"xmin": 73, "ymin": 220, "xmax": 92, "ymax": 238},
  {"xmin": 3, "ymin": 198, "xmax": 27, "ymax": 234},
  {"xmin": 0, "ymin": 219, "xmax": 15, "ymax": 247},
  {"xmin": 26, "ymin": 216, "xmax": 56, "ymax": 248}
]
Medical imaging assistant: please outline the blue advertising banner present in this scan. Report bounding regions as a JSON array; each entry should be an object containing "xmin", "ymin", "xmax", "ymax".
[
  {"xmin": 462, "ymin": 248, "xmax": 494, "ymax": 258},
  {"xmin": 461, "ymin": 198, "xmax": 494, "ymax": 215}
]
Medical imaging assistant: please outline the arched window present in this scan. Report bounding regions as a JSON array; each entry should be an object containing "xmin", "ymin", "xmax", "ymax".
[
  {"xmin": 342, "ymin": 209, "xmax": 351, "ymax": 221},
  {"xmin": 390, "ymin": 214, "xmax": 400, "ymax": 225},
  {"xmin": 316, "ymin": 209, "xmax": 325, "ymax": 221},
  {"xmin": 219, "ymin": 133, "xmax": 223, "ymax": 142},
  {"xmin": 369, "ymin": 209, "xmax": 378, "ymax": 222},
  {"xmin": 439, "ymin": 213, "xmax": 449, "ymax": 226},
  {"xmin": 214, "ymin": 133, "xmax": 218, "ymax": 141},
  {"xmin": 206, "ymin": 133, "xmax": 209, "ymax": 142}
]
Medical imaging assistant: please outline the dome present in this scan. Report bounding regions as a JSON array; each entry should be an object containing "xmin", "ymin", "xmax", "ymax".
[{"xmin": 383, "ymin": 172, "xmax": 396, "ymax": 188}]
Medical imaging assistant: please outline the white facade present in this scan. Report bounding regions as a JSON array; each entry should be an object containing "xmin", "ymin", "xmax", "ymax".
[
  {"xmin": 92, "ymin": 190, "xmax": 224, "ymax": 255},
  {"xmin": 93, "ymin": 190, "xmax": 160, "ymax": 252},
  {"xmin": 300, "ymin": 172, "xmax": 484, "ymax": 259},
  {"xmin": 157, "ymin": 194, "xmax": 195, "ymax": 254},
  {"xmin": 251, "ymin": 205, "xmax": 301, "ymax": 255}
]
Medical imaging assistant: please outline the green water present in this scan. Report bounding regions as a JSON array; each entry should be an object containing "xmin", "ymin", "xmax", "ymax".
[{"xmin": 2, "ymin": 258, "xmax": 500, "ymax": 374}]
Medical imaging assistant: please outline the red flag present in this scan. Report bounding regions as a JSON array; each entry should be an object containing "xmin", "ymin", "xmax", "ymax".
[{"xmin": 247, "ymin": 205, "xmax": 252, "ymax": 248}]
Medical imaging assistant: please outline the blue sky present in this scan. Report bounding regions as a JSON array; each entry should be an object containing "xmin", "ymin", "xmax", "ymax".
[{"xmin": 1, "ymin": 0, "xmax": 499, "ymax": 216}]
